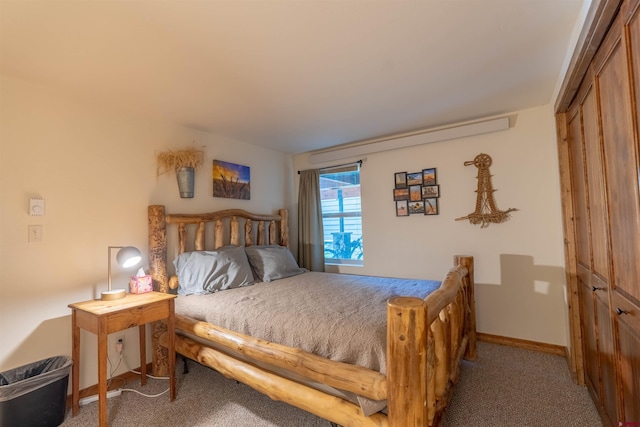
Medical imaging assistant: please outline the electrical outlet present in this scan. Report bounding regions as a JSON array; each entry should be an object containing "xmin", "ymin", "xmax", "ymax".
[{"xmin": 116, "ymin": 338, "xmax": 124, "ymax": 353}]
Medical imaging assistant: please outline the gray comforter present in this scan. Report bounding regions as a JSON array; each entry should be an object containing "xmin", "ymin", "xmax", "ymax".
[{"xmin": 175, "ymin": 271, "xmax": 441, "ymax": 375}]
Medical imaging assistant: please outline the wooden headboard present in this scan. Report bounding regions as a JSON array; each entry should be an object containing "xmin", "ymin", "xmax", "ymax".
[{"xmin": 148, "ymin": 205, "xmax": 289, "ymax": 293}]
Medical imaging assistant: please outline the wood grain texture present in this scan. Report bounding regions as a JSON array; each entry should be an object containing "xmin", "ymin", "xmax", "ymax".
[
  {"xmin": 245, "ymin": 219, "xmax": 253, "ymax": 247},
  {"xmin": 152, "ymin": 320, "xmax": 169, "ymax": 377},
  {"xmin": 148, "ymin": 205, "xmax": 168, "ymax": 293},
  {"xmin": 257, "ymin": 220, "xmax": 266, "ymax": 245},
  {"xmin": 554, "ymin": 0, "xmax": 622, "ymax": 112},
  {"xmin": 557, "ymin": 109, "xmax": 585, "ymax": 384},
  {"xmin": 195, "ymin": 222, "xmax": 205, "ymax": 251},
  {"xmin": 178, "ymin": 223, "xmax": 186, "ymax": 255},
  {"xmin": 279, "ymin": 209, "xmax": 289, "ymax": 248},
  {"xmin": 214, "ymin": 219, "xmax": 223, "ymax": 249},
  {"xmin": 477, "ymin": 333, "xmax": 566, "ymax": 356},
  {"xmin": 386, "ymin": 297, "xmax": 428, "ymax": 427},
  {"xmin": 231, "ymin": 216, "xmax": 239, "ymax": 246}
]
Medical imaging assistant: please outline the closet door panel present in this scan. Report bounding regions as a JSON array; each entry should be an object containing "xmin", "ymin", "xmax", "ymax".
[
  {"xmin": 617, "ymin": 1, "xmax": 640, "ymax": 422},
  {"xmin": 592, "ymin": 14, "xmax": 632, "ymax": 424},
  {"xmin": 613, "ymin": 291, "xmax": 640, "ymax": 423},
  {"xmin": 594, "ymin": 288, "xmax": 617, "ymax": 421},
  {"xmin": 597, "ymin": 26, "xmax": 640, "ymax": 305},
  {"xmin": 578, "ymin": 265, "xmax": 600, "ymax": 395},
  {"xmin": 581, "ymin": 86, "xmax": 609, "ymax": 281},
  {"xmin": 581, "ymin": 82, "xmax": 615, "ymax": 414},
  {"xmin": 617, "ymin": 320, "xmax": 640, "ymax": 422},
  {"xmin": 567, "ymin": 108, "xmax": 590, "ymax": 270},
  {"xmin": 629, "ymin": 0, "xmax": 640, "ymax": 131}
]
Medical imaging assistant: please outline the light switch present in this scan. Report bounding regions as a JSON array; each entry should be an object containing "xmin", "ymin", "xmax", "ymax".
[
  {"xmin": 28, "ymin": 225, "xmax": 43, "ymax": 242},
  {"xmin": 29, "ymin": 198, "xmax": 45, "ymax": 216}
]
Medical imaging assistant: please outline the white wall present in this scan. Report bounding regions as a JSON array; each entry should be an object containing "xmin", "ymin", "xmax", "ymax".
[
  {"xmin": 294, "ymin": 105, "xmax": 568, "ymax": 346},
  {"xmin": 0, "ymin": 75, "xmax": 294, "ymax": 389}
]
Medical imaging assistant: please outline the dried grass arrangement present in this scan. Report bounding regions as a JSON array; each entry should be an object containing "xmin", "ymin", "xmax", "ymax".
[{"xmin": 156, "ymin": 147, "xmax": 204, "ymax": 177}]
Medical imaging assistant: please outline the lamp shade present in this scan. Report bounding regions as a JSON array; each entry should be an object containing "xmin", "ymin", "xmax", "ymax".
[
  {"xmin": 102, "ymin": 246, "xmax": 142, "ymax": 301},
  {"xmin": 116, "ymin": 246, "xmax": 142, "ymax": 268}
]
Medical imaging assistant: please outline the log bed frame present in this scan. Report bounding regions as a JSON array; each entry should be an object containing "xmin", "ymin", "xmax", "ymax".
[{"xmin": 148, "ymin": 205, "xmax": 477, "ymax": 427}]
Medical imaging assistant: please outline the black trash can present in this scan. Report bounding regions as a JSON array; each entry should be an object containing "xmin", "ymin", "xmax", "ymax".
[{"xmin": 0, "ymin": 356, "xmax": 72, "ymax": 427}]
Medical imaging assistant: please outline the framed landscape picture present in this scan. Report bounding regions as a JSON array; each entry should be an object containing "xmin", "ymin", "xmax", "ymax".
[
  {"xmin": 409, "ymin": 185, "xmax": 422, "ymax": 201},
  {"xmin": 407, "ymin": 172, "xmax": 423, "ymax": 186},
  {"xmin": 422, "ymin": 168, "xmax": 437, "ymax": 186},
  {"xmin": 393, "ymin": 188, "xmax": 409, "ymax": 200},
  {"xmin": 212, "ymin": 160, "xmax": 251, "ymax": 200}
]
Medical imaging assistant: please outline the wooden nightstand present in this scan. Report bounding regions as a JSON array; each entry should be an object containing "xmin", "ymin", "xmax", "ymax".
[{"xmin": 68, "ymin": 292, "xmax": 176, "ymax": 427}]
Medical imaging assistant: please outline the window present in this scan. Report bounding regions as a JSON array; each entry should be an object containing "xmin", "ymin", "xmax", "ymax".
[{"xmin": 319, "ymin": 164, "xmax": 363, "ymax": 265}]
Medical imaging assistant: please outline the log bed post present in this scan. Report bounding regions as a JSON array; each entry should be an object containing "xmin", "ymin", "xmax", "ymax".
[
  {"xmin": 387, "ymin": 297, "xmax": 429, "ymax": 427},
  {"xmin": 387, "ymin": 255, "xmax": 476, "ymax": 427},
  {"xmin": 278, "ymin": 208, "xmax": 289, "ymax": 248},
  {"xmin": 455, "ymin": 255, "xmax": 477, "ymax": 360},
  {"xmin": 149, "ymin": 205, "xmax": 168, "ymax": 292},
  {"xmin": 149, "ymin": 205, "xmax": 171, "ymax": 376}
]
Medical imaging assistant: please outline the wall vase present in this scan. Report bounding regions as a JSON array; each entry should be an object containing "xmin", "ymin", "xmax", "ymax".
[{"xmin": 176, "ymin": 167, "xmax": 195, "ymax": 198}]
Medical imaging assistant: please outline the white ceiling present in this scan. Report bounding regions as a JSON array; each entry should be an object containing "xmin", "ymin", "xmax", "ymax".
[{"xmin": 0, "ymin": 1, "xmax": 585, "ymax": 154}]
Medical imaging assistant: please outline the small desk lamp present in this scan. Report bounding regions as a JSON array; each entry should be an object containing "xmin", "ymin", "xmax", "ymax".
[{"xmin": 102, "ymin": 246, "xmax": 142, "ymax": 301}]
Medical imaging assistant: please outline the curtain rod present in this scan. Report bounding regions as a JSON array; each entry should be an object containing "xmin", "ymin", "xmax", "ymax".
[{"xmin": 298, "ymin": 159, "xmax": 362, "ymax": 175}]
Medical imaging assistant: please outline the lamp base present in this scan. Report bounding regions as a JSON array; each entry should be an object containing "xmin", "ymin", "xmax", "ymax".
[{"xmin": 101, "ymin": 289, "xmax": 126, "ymax": 301}]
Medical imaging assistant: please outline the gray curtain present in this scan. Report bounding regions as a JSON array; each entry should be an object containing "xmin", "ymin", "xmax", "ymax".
[{"xmin": 297, "ymin": 169, "xmax": 325, "ymax": 271}]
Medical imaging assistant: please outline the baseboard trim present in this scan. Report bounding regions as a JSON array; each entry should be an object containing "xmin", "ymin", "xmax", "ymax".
[
  {"xmin": 477, "ymin": 333, "xmax": 566, "ymax": 356},
  {"xmin": 66, "ymin": 362, "xmax": 153, "ymax": 409}
]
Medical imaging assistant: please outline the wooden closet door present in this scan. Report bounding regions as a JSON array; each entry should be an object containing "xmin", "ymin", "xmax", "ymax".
[
  {"xmin": 595, "ymin": 2, "xmax": 640, "ymax": 422},
  {"xmin": 583, "ymin": 80, "xmax": 617, "ymax": 421},
  {"xmin": 600, "ymin": 1, "xmax": 640, "ymax": 330},
  {"xmin": 568, "ymin": 70, "xmax": 618, "ymax": 423},
  {"xmin": 613, "ymin": 0, "xmax": 640, "ymax": 422},
  {"xmin": 567, "ymin": 101, "xmax": 601, "ymax": 398}
]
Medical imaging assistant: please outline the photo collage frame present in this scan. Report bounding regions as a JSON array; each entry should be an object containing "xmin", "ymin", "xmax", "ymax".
[{"xmin": 393, "ymin": 168, "xmax": 440, "ymax": 216}]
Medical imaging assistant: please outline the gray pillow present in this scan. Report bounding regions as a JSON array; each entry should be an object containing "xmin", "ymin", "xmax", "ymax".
[
  {"xmin": 173, "ymin": 246, "xmax": 255, "ymax": 295},
  {"xmin": 244, "ymin": 245, "xmax": 306, "ymax": 282}
]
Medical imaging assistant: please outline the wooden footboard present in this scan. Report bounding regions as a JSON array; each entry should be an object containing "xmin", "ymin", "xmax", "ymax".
[
  {"xmin": 148, "ymin": 205, "xmax": 476, "ymax": 427},
  {"xmin": 163, "ymin": 328, "xmax": 389, "ymax": 427},
  {"xmin": 387, "ymin": 255, "xmax": 475, "ymax": 427}
]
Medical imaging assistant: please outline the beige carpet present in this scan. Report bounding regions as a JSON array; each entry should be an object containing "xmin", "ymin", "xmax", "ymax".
[
  {"xmin": 60, "ymin": 342, "xmax": 602, "ymax": 426},
  {"xmin": 443, "ymin": 342, "xmax": 602, "ymax": 427}
]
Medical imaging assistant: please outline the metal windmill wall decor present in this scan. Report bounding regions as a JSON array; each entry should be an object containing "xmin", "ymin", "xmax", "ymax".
[{"xmin": 455, "ymin": 153, "xmax": 517, "ymax": 228}]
